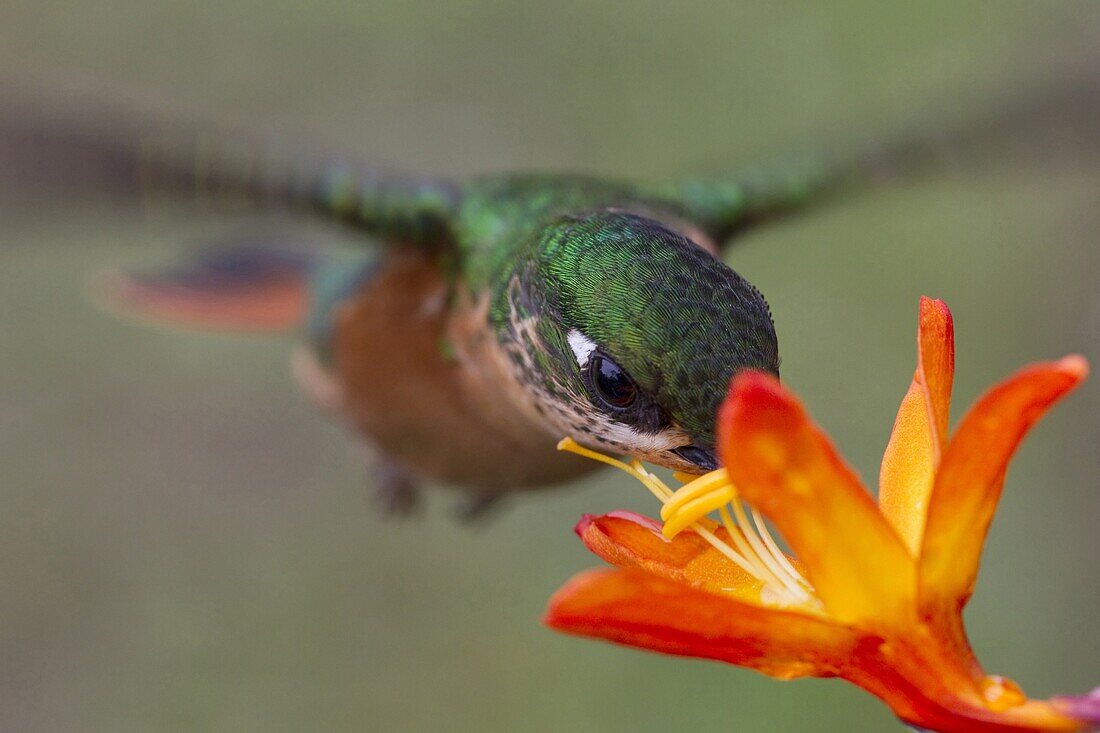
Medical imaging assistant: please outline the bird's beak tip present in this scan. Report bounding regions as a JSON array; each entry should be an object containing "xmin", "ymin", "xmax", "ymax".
[{"xmin": 672, "ymin": 445, "xmax": 719, "ymax": 472}]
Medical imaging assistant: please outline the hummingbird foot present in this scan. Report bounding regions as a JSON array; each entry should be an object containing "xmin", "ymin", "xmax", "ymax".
[
  {"xmin": 372, "ymin": 460, "xmax": 421, "ymax": 517},
  {"xmin": 453, "ymin": 492, "xmax": 504, "ymax": 523}
]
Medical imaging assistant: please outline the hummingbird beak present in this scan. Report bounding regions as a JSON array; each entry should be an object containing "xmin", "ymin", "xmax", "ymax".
[{"xmin": 672, "ymin": 444, "xmax": 719, "ymax": 472}]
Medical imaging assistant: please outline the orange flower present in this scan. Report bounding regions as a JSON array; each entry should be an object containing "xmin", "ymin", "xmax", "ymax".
[{"xmin": 545, "ymin": 297, "xmax": 1100, "ymax": 733}]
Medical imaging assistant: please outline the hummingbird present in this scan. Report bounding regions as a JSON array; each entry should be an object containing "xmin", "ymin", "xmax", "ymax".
[
  {"xmin": 5, "ymin": 71, "xmax": 1094, "ymax": 516},
  {"xmin": 98, "ymin": 151, "xmax": 826, "ymax": 516},
  {"xmin": 90, "ymin": 129, "xmax": 844, "ymax": 512}
]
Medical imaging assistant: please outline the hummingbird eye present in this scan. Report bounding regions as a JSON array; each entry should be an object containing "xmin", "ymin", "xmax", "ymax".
[{"xmin": 589, "ymin": 354, "xmax": 638, "ymax": 410}]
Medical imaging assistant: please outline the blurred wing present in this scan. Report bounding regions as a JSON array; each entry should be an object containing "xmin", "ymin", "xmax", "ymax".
[
  {"xmin": 659, "ymin": 56, "xmax": 1100, "ymax": 245},
  {"xmin": 0, "ymin": 88, "xmax": 460, "ymax": 248}
]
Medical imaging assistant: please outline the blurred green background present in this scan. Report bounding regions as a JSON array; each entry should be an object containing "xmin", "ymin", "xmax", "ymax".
[{"xmin": 2, "ymin": 2, "xmax": 1099, "ymax": 731}]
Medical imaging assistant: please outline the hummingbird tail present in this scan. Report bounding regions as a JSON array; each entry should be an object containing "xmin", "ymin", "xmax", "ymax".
[{"xmin": 92, "ymin": 237, "xmax": 317, "ymax": 333}]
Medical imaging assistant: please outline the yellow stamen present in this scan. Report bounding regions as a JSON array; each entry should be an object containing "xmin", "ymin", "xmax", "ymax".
[
  {"xmin": 557, "ymin": 436, "xmax": 821, "ymax": 611},
  {"xmin": 660, "ymin": 469, "xmax": 730, "ymax": 522},
  {"xmin": 557, "ymin": 438, "xmax": 671, "ymax": 502},
  {"xmin": 753, "ymin": 507, "xmax": 812, "ymax": 591},
  {"xmin": 731, "ymin": 498, "xmax": 805, "ymax": 598},
  {"xmin": 661, "ymin": 485, "xmax": 735, "ymax": 538},
  {"xmin": 628, "ymin": 459, "xmax": 677, "ymax": 503},
  {"xmin": 717, "ymin": 505, "xmax": 781, "ymax": 588}
]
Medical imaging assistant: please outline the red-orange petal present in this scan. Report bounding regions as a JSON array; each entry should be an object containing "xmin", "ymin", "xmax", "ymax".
[
  {"xmin": 879, "ymin": 379, "xmax": 937, "ymax": 554},
  {"xmin": 546, "ymin": 570, "xmax": 1098, "ymax": 732},
  {"xmin": 846, "ymin": 634, "xmax": 1094, "ymax": 733},
  {"xmin": 718, "ymin": 372, "xmax": 917, "ymax": 628},
  {"xmin": 920, "ymin": 356, "xmax": 1088, "ymax": 618},
  {"xmin": 544, "ymin": 567, "xmax": 857, "ymax": 680},
  {"xmin": 576, "ymin": 511, "xmax": 764, "ymax": 602},
  {"xmin": 879, "ymin": 297, "xmax": 955, "ymax": 555},
  {"xmin": 919, "ymin": 296, "xmax": 955, "ymax": 449}
]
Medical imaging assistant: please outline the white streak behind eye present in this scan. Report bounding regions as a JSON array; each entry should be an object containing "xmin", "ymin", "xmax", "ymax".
[{"xmin": 567, "ymin": 329, "xmax": 597, "ymax": 367}]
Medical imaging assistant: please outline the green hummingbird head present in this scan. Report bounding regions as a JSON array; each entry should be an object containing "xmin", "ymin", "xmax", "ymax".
[{"xmin": 491, "ymin": 210, "xmax": 779, "ymax": 474}]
